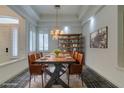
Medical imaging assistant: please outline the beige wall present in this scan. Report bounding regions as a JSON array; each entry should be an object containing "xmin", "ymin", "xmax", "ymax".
[
  {"xmin": 0, "ymin": 6, "xmax": 28, "ymax": 84},
  {"xmin": 0, "ymin": 25, "xmax": 11, "ymax": 62},
  {"xmin": 118, "ymin": 6, "xmax": 124, "ymax": 67},
  {"xmin": 0, "ymin": 6, "xmax": 26, "ymax": 63},
  {"xmin": 82, "ymin": 6, "xmax": 124, "ymax": 87}
]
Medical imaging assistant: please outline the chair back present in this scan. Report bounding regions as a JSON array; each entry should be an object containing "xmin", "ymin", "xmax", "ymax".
[
  {"xmin": 40, "ymin": 52, "xmax": 43, "ymax": 57},
  {"xmin": 28, "ymin": 53, "xmax": 43, "ymax": 75},
  {"xmin": 74, "ymin": 51, "xmax": 78, "ymax": 60},
  {"xmin": 72, "ymin": 51, "xmax": 75, "ymax": 57},
  {"xmin": 77, "ymin": 53, "xmax": 84, "ymax": 65},
  {"xmin": 36, "ymin": 53, "xmax": 41, "ymax": 59},
  {"xmin": 28, "ymin": 53, "xmax": 36, "ymax": 65}
]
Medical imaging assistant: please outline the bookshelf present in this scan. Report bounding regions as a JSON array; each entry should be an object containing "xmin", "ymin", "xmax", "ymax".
[{"xmin": 58, "ymin": 33, "xmax": 84, "ymax": 52}]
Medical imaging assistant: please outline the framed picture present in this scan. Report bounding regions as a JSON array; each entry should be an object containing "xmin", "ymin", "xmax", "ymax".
[{"xmin": 90, "ymin": 26, "xmax": 108, "ymax": 48}]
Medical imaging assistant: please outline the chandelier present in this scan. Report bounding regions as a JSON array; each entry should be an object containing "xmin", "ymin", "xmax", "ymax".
[{"xmin": 50, "ymin": 5, "xmax": 64, "ymax": 40}]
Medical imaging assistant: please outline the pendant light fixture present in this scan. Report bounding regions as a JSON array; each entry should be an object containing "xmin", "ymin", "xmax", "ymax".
[{"xmin": 50, "ymin": 5, "xmax": 64, "ymax": 40}]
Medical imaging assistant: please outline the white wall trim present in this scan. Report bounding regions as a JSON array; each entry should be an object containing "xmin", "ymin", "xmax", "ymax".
[
  {"xmin": 116, "ymin": 66, "xmax": 124, "ymax": 71},
  {"xmin": 0, "ymin": 57, "xmax": 26, "ymax": 67}
]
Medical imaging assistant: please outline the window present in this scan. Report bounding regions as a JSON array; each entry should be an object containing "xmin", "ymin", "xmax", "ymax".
[
  {"xmin": 29, "ymin": 26, "xmax": 36, "ymax": 52},
  {"xmin": 12, "ymin": 27, "xmax": 18, "ymax": 57},
  {"xmin": 38, "ymin": 33, "xmax": 48, "ymax": 51},
  {"xmin": 32, "ymin": 31, "xmax": 36, "ymax": 51},
  {"xmin": 29, "ymin": 31, "xmax": 33, "ymax": 51},
  {"xmin": 39, "ymin": 34, "xmax": 43, "ymax": 51},
  {"xmin": 0, "ymin": 16, "xmax": 19, "ymax": 24}
]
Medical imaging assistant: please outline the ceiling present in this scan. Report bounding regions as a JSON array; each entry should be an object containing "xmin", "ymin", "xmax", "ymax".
[{"xmin": 30, "ymin": 5, "xmax": 82, "ymax": 17}]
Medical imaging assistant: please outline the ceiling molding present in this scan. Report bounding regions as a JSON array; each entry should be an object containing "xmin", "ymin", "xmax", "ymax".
[
  {"xmin": 31, "ymin": 5, "xmax": 81, "ymax": 17},
  {"xmin": 8, "ymin": 5, "xmax": 40, "ymax": 26},
  {"xmin": 22, "ymin": 6, "xmax": 40, "ymax": 21},
  {"xmin": 78, "ymin": 6, "xmax": 89, "ymax": 20},
  {"xmin": 80, "ymin": 5, "xmax": 105, "ymax": 26},
  {"xmin": 38, "ymin": 21, "xmax": 81, "ymax": 27},
  {"xmin": 39, "ymin": 15, "xmax": 79, "ymax": 23}
]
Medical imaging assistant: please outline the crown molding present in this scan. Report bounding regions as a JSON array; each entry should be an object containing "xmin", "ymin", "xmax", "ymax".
[
  {"xmin": 39, "ymin": 15, "xmax": 78, "ymax": 22},
  {"xmin": 8, "ymin": 5, "xmax": 40, "ymax": 26}
]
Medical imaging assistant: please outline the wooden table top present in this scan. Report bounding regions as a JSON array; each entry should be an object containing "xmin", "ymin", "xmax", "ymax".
[{"xmin": 35, "ymin": 54, "xmax": 76, "ymax": 64}]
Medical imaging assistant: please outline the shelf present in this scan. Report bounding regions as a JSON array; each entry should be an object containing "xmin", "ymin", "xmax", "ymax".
[
  {"xmin": 59, "ymin": 46, "xmax": 83, "ymax": 48},
  {"xmin": 59, "ymin": 33, "xmax": 82, "ymax": 36},
  {"xmin": 58, "ymin": 37, "xmax": 83, "ymax": 40},
  {"xmin": 59, "ymin": 42, "xmax": 82, "ymax": 44},
  {"xmin": 58, "ymin": 33, "xmax": 84, "ymax": 52}
]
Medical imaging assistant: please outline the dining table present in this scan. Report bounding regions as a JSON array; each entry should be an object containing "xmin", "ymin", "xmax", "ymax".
[{"xmin": 35, "ymin": 53, "xmax": 76, "ymax": 88}]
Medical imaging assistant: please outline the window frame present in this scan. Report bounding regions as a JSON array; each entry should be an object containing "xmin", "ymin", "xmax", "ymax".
[
  {"xmin": 38, "ymin": 33, "xmax": 49, "ymax": 52},
  {"xmin": 11, "ymin": 26, "xmax": 19, "ymax": 58},
  {"xmin": 29, "ymin": 25, "xmax": 36, "ymax": 52}
]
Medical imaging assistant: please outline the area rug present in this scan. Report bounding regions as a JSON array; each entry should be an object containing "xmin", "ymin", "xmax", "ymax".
[
  {"xmin": 0, "ymin": 66, "xmax": 117, "ymax": 88},
  {"xmin": 25, "ymin": 66, "xmax": 85, "ymax": 88}
]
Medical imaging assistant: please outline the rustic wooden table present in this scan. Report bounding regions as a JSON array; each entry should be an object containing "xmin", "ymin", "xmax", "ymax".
[{"xmin": 35, "ymin": 54, "xmax": 76, "ymax": 88}]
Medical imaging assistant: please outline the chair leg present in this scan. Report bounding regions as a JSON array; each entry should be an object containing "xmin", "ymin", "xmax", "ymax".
[
  {"xmin": 29, "ymin": 75, "xmax": 32, "ymax": 88},
  {"xmin": 41, "ymin": 74, "xmax": 44, "ymax": 88}
]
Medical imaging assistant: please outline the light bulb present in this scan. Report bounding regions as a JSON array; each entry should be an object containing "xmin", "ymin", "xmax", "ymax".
[{"xmin": 50, "ymin": 30, "xmax": 54, "ymax": 35}]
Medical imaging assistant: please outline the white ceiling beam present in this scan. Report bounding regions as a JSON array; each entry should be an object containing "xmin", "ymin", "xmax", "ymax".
[
  {"xmin": 78, "ymin": 6, "xmax": 89, "ymax": 20},
  {"xmin": 39, "ymin": 15, "xmax": 78, "ymax": 23},
  {"xmin": 8, "ymin": 5, "xmax": 40, "ymax": 26},
  {"xmin": 80, "ymin": 5, "xmax": 105, "ymax": 26},
  {"xmin": 22, "ymin": 6, "xmax": 40, "ymax": 21}
]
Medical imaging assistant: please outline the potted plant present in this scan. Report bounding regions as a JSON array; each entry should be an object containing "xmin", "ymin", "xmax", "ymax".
[{"xmin": 53, "ymin": 49, "xmax": 61, "ymax": 57}]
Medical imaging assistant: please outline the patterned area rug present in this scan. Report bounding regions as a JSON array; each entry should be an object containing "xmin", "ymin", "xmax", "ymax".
[
  {"xmin": 0, "ymin": 69, "xmax": 29, "ymax": 88},
  {"xmin": 25, "ymin": 74, "xmax": 84, "ymax": 88},
  {"xmin": 25, "ymin": 66, "xmax": 85, "ymax": 88},
  {"xmin": 0, "ymin": 66, "xmax": 117, "ymax": 88},
  {"xmin": 0, "ymin": 66, "xmax": 85, "ymax": 88},
  {"xmin": 83, "ymin": 67, "xmax": 117, "ymax": 88}
]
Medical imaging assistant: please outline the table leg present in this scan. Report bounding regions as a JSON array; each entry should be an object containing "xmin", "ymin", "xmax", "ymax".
[{"xmin": 45, "ymin": 63, "xmax": 69, "ymax": 88}]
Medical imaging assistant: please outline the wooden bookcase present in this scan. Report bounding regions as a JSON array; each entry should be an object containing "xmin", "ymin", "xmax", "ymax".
[{"xmin": 58, "ymin": 33, "xmax": 84, "ymax": 52}]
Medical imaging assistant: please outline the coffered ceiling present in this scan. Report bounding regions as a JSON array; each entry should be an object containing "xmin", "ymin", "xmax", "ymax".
[
  {"xmin": 9, "ymin": 5, "xmax": 103, "ymax": 25},
  {"xmin": 30, "ymin": 5, "xmax": 82, "ymax": 17}
]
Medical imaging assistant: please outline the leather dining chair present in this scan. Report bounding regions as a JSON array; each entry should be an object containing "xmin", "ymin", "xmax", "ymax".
[
  {"xmin": 71, "ymin": 51, "xmax": 75, "ymax": 58},
  {"xmin": 28, "ymin": 53, "xmax": 44, "ymax": 88},
  {"xmin": 35, "ymin": 52, "xmax": 49, "ymax": 82},
  {"xmin": 73, "ymin": 51, "xmax": 79, "ymax": 60},
  {"xmin": 35, "ymin": 52, "xmax": 41, "ymax": 59},
  {"xmin": 40, "ymin": 52, "xmax": 43, "ymax": 57},
  {"xmin": 68, "ymin": 52, "xmax": 84, "ymax": 86}
]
